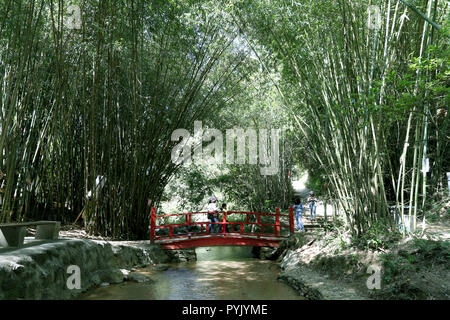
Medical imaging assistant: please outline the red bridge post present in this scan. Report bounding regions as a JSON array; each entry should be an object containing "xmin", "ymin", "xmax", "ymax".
[
  {"xmin": 275, "ymin": 207, "xmax": 280, "ymax": 237},
  {"xmin": 289, "ymin": 206, "xmax": 295, "ymax": 235},
  {"xmin": 150, "ymin": 207, "xmax": 156, "ymax": 244},
  {"xmin": 257, "ymin": 213, "xmax": 261, "ymax": 238},
  {"xmin": 222, "ymin": 211, "xmax": 227, "ymax": 234}
]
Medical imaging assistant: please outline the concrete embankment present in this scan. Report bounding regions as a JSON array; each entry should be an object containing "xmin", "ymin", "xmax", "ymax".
[{"xmin": 0, "ymin": 239, "xmax": 194, "ymax": 300}]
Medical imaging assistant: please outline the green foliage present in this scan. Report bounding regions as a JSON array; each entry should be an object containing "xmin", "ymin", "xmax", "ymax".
[
  {"xmin": 1, "ymin": 0, "xmax": 448, "ymax": 242},
  {"xmin": 424, "ymin": 190, "xmax": 450, "ymax": 222},
  {"xmin": 377, "ymin": 239, "xmax": 449, "ymax": 299},
  {"xmin": 235, "ymin": 0, "xmax": 449, "ymax": 238},
  {"xmin": 352, "ymin": 219, "xmax": 401, "ymax": 250},
  {"xmin": 304, "ymin": 170, "xmax": 328, "ymax": 197},
  {"xmin": 161, "ymin": 65, "xmax": 295, "ymax": 214},
  {"xmin": 412, "ymin": 239, "xmax": 450, "ymax": 265},
  {"xmin": 0, "ymin": 0, "xmax": 252, "ymax": 239},
  {"xmin": 378, "ymin": 252, "xmax": 420, "ymax": 299},
  {"xmin": 314, "ymin": 253, "xmax": 362, "ymax": 279}
]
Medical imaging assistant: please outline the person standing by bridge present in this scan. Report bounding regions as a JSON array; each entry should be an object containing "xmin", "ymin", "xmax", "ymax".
[
  {"xmin": 294, "ymin": 198, "xmax": 305, "ymax": 232},
  {"xmin": 307, "ymin": 191, "xmax": 317, "ymax": 222},
  {"xmin": 207, "ymin": 196, "xmax": 219, "ymax": 233},
  {"xmin": 221, "ymin": 203, "xmax": 230, "ymax": 233}
]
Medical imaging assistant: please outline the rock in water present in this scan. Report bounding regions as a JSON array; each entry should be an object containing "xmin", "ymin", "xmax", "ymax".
[
  {"xmin": 152, "ymin": 264, "xmax": 169, "ymax": 271},
  {"xmin": 90, "ymin": 274, "xmax": 102, "ymax": 286},
  {"xmin": 127, "ymin": 272, "xmax": 152, "ymax": 283},
  {"xmin": 96, "ymin": 268, "xmax": 125, "ymax": 284},
  {"xmin": 120, "ymin": 269, "xmax": 130, "ymax": 280}
]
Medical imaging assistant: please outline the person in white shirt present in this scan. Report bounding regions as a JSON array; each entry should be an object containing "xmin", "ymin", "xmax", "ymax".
[{"xmin": 207, "ymin": 196, "xmax": 219, "ymax": 233}]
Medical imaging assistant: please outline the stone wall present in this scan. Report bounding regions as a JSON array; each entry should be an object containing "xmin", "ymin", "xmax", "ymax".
[
  {"xmin": 0, "ymin": 239, "xmax": 170, "ymax": 300},
  {"xmin": 164, "ymin": 248, "xmax": 197, "ymax": 262}
]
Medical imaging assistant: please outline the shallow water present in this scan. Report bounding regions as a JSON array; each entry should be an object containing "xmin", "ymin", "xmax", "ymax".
[{"xmin": 79, "ymin": 246, "xmax": 303, "ymax": 300}]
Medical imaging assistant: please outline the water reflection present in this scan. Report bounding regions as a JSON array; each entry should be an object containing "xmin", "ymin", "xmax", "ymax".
[{"xmin": 79, "ymin": 246, "xmax": 303, "ymax": 300}]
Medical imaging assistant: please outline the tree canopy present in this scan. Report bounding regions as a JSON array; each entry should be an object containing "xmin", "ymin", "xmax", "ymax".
[{"xmin": 0, "ymin": 0, "xmax": 448, "ymax": 239}]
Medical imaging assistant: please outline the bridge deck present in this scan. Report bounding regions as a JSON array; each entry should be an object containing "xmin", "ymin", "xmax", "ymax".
[{"xmin": 158, "ymin": 235, "xmax": 283, "ymax": 250}]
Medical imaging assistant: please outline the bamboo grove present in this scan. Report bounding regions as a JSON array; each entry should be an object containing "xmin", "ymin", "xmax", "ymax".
[
  {"xmin": 236, "ymin": 0, "xmax": 449, "ymax": 236},
  {"xmin": 0, "ymin": 0, "xmax": 252, "ymax": 238},
  {"xmin": 0, "ymin": 0, "xmax": 448, "ymax": 240}
]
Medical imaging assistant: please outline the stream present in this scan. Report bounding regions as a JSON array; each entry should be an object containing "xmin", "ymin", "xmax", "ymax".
[{"xmin": 79, "ymin": 246, "xmax": 304, "ymax": 300}]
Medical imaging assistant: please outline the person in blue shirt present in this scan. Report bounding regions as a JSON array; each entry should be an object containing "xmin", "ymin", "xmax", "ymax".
[{"xmin": 293, "ymin": 198, "xmax": 305, "ymax": 232}]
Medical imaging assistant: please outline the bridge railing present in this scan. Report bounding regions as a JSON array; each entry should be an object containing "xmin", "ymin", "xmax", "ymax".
[{"xmin": 150, "ymin": 207, "xmax": 295, "ymax": 243}]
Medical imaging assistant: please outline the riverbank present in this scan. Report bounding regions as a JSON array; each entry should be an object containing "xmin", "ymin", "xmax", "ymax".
[
  {"xmin": 256, "ymin": 219, "xmax": 449, "ymax": 300},
  {"xmin": 0, "ymin": 237, "xmax": 196, "ymax": 299},
  {"xmin": 2, "ymin": 220, "xmax": 448, "ymax": 300}
]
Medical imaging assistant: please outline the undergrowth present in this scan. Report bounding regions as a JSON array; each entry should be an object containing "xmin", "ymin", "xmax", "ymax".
[{"xmin": 374, "ymin": 239, "xmax": 450, "ymax": 299}]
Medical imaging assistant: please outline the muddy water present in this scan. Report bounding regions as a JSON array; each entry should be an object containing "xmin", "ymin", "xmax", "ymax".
[{"xmin": 79, "ymin": 246, "xmax": 303, "ymax": 300}]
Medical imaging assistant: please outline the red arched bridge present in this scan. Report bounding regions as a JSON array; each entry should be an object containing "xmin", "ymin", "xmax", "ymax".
[{"xmin": 150, "ymin": 207, "xmax": 295, "ymax": 250}]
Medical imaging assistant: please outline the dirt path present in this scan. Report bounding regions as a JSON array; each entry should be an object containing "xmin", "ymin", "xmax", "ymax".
[{"xmin": 423, "ymin": 219, "xmax": 450, "ymax": 240}]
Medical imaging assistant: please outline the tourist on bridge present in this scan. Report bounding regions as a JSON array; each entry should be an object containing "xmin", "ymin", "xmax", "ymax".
[
  {"xmin": 221, "ymin": 203, "xmax": 230, "ymax": 233},
  {"xmin": 307, "ymin": 191, "xmax": 317, "ymax": 222},
  {"xmin": 293, "ymin": 198, "xmax": 305, "ymax": 232},
  {"xmin": 207, "ymin": 196, "xmax": 219, "ymax": 233}
]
